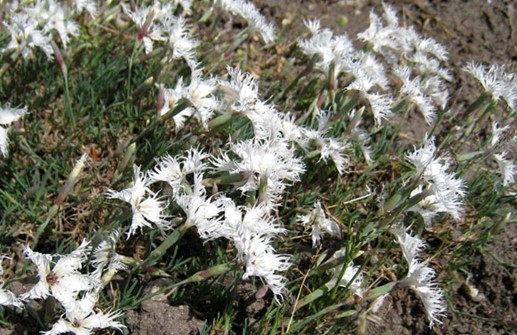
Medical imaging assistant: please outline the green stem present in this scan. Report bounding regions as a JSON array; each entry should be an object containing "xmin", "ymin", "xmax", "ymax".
[
  {"xmin": 256, "ymin": 175, "xmax": 268, "ymax": 204},
  {"xmin": 363, "ymin": 282, "xmax": 397, "ymax": 300},
  {"xmin": 294, "ymin": 286, "xmax": 329, "ymax": 311},
  {"xmin": 128, "ymin": 262, "xmax": 233, "ymax": 308},
  {"xmin": 33, "ymin": 205, "xmax": 59, "ymax": 248},
  {"xmin": 131, "ymin": 100, "xmax": 190, "ymax": 144},
  {"xmin": 454, "ymin": 96, "xmax": 493, "ymax": 153},
  {"xmin": 63, "ymin": 73, "xmax": 74, "ymax": 126},
  {"xmin": 146, "ymin": 222, "xmax": 189, "ymax": 265},
  {"xmin": 127, "ymin": 42, "xmax": 142, "ymax": 98}
]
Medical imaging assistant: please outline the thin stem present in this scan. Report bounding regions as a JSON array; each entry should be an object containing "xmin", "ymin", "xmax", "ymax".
[{"xmin": 146, "ymin": 222, "xmax": 189, "ymax": 266}]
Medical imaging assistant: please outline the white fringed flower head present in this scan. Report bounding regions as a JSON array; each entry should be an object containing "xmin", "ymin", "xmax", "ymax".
[
  {"xmin": 494, "ymin": 152, "xmax": 515, "ymax": 186},
  {"xmin": 214, "ymin": 0, "xmax": 276, "ymax": 43},
  {"xmin": 298, "ymin": 201, "xmax": 341, "ymax": 248},
  {"xmin": 303, "ymin": 109, "xmax": 350, "ymax": 174},
  {"xmin": 175, "ymin": 173, "xmax": 225, "ymax": 240},
  {"xmin": 394, "ymin": 65, "xmax": 437, "ymax": 124},
  {"xmin": 221, "ymin": 200, "xmax": 285, "ymax": 241},
  {"xmin": 392, "ymin": 227, "xmax": 447, "ymax": 328},
  {"xmin": 323, "ymin": 248, "xmax": 363, "ymax": 297},
  {"xmin": 2, "ymin": 11, "xmax": 54, "ymax": 60},
  {"xmin": 212, "ymin": 137, "xmax": 305, "ymax": 204},
  {"xmin": 464, "ymin": 62, "xmax": 517, "ymax": 111},
  {"xmin": 164, "ymin": 71, "xmax": 219, "ymax": 130},
  {"xmin": 235, "ymin": 231, "xmax": 291, "ymax": 302},
  {"xmin": 298, "ymin": 20, "xmax": 356, "ymax": 82},
  {"xmin": 405, "ymin": 136, "xmax": 466, "ymax": 225},
  {"xmin": 219, "ymin": 66, "xmax": 260, "ymax": 114},
  {"xmin": 122, "ymin": 2, "xmax": 198, "ymax": 66},
  {"xmin": 363, "ymin": 92, "xmax": 394, "ymax": 126},
  {"xmin": 162, "ymin": 15, "xmax": 199, "ymax": 67},
  {"xmin": 71, "ymin": 0, "xmax": 98, "ymax": 17},
  {"xmin": 42, "ymin": 291, "xmax": 125, "ymax": 335},
  {"xmin": 149, "ymin": 147, "xmax": 209, "ymax": 192},
  {"xmin": 25, "ymin": 0, "xmax": 80, "ymax": 49},
  {"xmin": 0, "ymin": 104, "xmax": 28, "ymax": 157},
  {"xmin": 106, "ymin": 165, "xmax": 169, "ymax": 237},
  {"xmin": 21, "ymin": 241, "xmax": 96, "ymax": 309}
]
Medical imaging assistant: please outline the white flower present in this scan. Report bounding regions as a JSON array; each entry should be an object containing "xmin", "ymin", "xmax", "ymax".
[
  {"xmin": 2, "ymin": 12, "xmax": 54, "ymax": 60},
  {"xmin": 494, "ymin": 152, "xmax": 515, "ymax": 186},
  {"xmin": 347, "ymin": 51, "xmax": 389, "ymax": 91},
  {"xmin": 490, "ymin": 122, "xmax": 510, "ymax": 147},
  {"xmin": 122, "ymin": 3, "xmax": 198, "ymax": 66},
  {"xmin": 363, "ymin": 92, "xmax": 394, "ymax": 126},
  {"xmin": 394, "ymin": 66, "xmax": 437, "ymax": 124},
  {"xmin": 72, "ymin": 0, "xmax": 98, "ymax": 17},
  {"xmin": 149, "ymin": 154, "xmax": 184, "ymax": 189},
  {"xmin": 25, "ymin": 0, "xmax": 80, "ymax": 48},
  {"xmin": 168, "ymin": 71, "xmax": 219, "ymax": 130},
  {"xmin": 91, "ymin": 230, "xmax": 126, "ymax": 281},
  {"xmin": 106, "ymin": 165, "xmax": 169, "ymax": 237},
  {"xmin": 21, "ymin": 241, "xmax": 96, "ymax": 308},
  {"xmin": 221, "ymin": 200, "xmax": 285, "ymax": 241},
  {"xmin": 159, "ymin": 77, "xmax": 186, "ymax": 117},
  {"xmin": 357, "ymin": 8, "xmax": 398, "ymax": 56},
  {"xmin": 161, "ymin": 15, "xmax": 199, "ymax": 67},
  {"xmin": 218, "ymin": 67, "xmax": 307, "ymax": 145},
  {"xmin": 219, "ymin": 66, "xmax": 260, "ymax": 114},
  {"xmin": 0, "ymin": 104, "xmax": 28, "ymax": 157},
  {"xmin": 464, "ymin": 62, "xmax": 517, "ymax": 111},
  {"xmin": 149, "ymin": 148, "xmax": 209, "ymax": 192},
  {"xmin": 42, "ymin": 292, "xmax": 125, "ymax": 335},
  {"xmin": 414, "ymin": 37, "xmax": 449, "ymax": 62},
  {"xmin": 298, "ymin": 201, "xmax": 341, "ymax": 248},
  {"xmin": 298, "ymin": 22, "xmax": 355, "ymax": 81},
  {"xmin": 212, "ymin": 137, "xmax": 305, "ymax": 204},
  {"xmin": 236, "ymin": 232, "xmax": 291, "ymax": 302},
  {"xmin": 323, "ymin": 248, "xmax": 363, "ymax": 296},
  {"xmin": 405, "ymin": 136, "xmax": 466, "ymax": 225},
  {"xmin": 175, "ymin": 173, "xmax": 224, "ymax": 240},
  {"xmin": 214, "ymin": 0, "xmax": 276, "ymax": 43},
  {"xmin": 303, "ymin": 109, "xmax": 350, "ymax": 174},
  {"xmin": 392, "ymin": 227, "xmax": 447, "ymax": 328}
]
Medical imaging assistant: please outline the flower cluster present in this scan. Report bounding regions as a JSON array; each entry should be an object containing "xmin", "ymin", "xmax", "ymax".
[
  {"xmin": 392, "ymin": 227, "xmax": 447, "ymax": 327},
  {"xmin": 1, "ymin": 0, "xmax": 95, "ymax": 60},
  {"xmin": 122, "ymin": 1, "xmax": 198, "ymax": 67},
  {"xmin": 405, "ymin": 136, "xmax": 466, "ymax": 225},
  {"xmin": 298, "ymin": 18, "xmax": 393, "ymax": 125},
  {"xmin": 5, "ymin": 238, "xmax": 127, "ymax": 335},
  {"xmin": 106, "ymin": 165, "xmax": 170, "ymax": 237},
  {"xmin": 3, "ymin": 0, "xmax": 516, "ymax": 333},
  {"xmin": 358, "ymin": 3, "xmax": 451, "ymax": 124}
]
